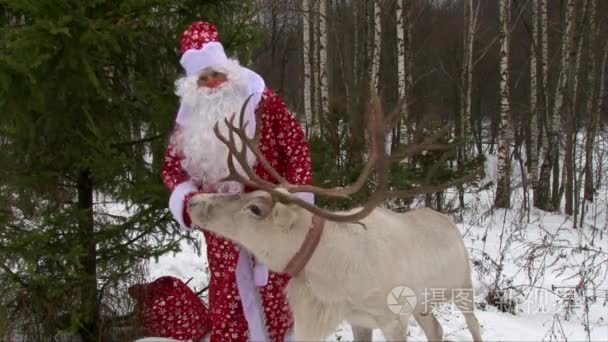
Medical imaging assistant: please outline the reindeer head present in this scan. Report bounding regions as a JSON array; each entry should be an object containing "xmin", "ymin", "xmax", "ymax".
[{"xmin": 188, "ymin": 190, "xmax": 313, "ymax": 272}]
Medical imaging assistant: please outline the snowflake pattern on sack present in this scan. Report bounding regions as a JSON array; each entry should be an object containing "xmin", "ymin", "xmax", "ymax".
[
  {"xmin": 130, "ymin": 276, "xmax": 210, "ymax": 341},
  {"xmin": 160, "ymin": 88, "xmax": 312, "ymax": 342}
]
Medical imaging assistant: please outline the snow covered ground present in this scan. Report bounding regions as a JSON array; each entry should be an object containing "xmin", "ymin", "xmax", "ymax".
[{"xmin": 148, "ymin": 149, "xmax": 608, "ymax": 341}]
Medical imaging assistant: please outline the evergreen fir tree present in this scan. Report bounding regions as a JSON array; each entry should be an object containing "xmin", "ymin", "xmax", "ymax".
[{"xmin": 0, "ymin": 0, "xmax": 259, "ymax": 340}]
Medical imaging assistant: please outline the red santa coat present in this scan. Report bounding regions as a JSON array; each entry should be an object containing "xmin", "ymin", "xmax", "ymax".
[{"xmin": 161, "ymin": 88, "xmax": 312, "ymax": 342}]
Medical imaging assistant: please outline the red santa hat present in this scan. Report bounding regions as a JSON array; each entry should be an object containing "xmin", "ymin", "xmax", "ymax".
[
  {"xmin": 179, "ymin": 21, "xmax": 229, "ymax": 76},
  {"xmin": 174, "ymin": 21, "xmax": 265, "ymax": 128}
]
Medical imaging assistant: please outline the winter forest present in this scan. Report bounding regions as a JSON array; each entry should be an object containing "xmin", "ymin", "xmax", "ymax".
[{"xmin": 1, "ymin": 0, "xmax": 607, "ymax": 341}]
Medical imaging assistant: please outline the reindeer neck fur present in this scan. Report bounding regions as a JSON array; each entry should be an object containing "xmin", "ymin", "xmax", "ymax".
[
  {"xmin": 251, "ymin": 209, "xmax": 371, "ymax": 277},
  {"xmin": 285, "ymin": 208, "xmax": 391, "ymax": 340},
  {"xmin": 238, "ymin": 208, "xmax": 314, "ymax": 273},
  {"xmin": 293, "ymin": 209, "xmax": 384, "ymax": 301}
]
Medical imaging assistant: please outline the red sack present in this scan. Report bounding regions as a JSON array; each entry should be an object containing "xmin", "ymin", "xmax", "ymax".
[{"xmin": 129, "ymin": 276, "xmax": 210, "ymax": 341}]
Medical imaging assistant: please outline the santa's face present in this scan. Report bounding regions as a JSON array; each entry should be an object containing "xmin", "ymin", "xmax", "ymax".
[
  {"xmin": 197, "ymin": 69, "xmax": 227, "ymax": 88},
  {"xmin": 174, "ymin": 59, "xmax": 256, "ymax": 191}
]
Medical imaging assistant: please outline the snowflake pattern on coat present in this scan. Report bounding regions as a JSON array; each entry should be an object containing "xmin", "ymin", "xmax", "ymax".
[{"xmin": 161, "ymin": 88, "xmax": 312, "ymax": 342}]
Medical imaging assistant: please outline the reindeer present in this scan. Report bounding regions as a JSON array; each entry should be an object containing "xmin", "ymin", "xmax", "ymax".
[{"xmin": 187, "ymin": 97, "xmax": 483, "ymax": 341}]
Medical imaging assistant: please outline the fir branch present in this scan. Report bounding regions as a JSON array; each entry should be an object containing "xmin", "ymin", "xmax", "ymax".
[
  {"xmin": 109, "ymin": 134, "xmax": 164, "ymax": 148},
  {"xmin": 0, "ymin": 261, "xmax": 28, "ymax": 289}
]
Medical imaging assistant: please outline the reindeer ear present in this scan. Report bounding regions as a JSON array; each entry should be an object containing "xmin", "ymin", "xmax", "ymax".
[{"xmin": 271, "ymin": 202, "xmax": 297, "ymax": 231}]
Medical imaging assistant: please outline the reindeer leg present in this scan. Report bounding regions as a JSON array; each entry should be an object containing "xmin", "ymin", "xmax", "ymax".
[
  {"xmin": 380, "ymin": 316, "xmax": 409, "ymax": 342},
  {"xmin": 414, "ymin": 312, "xmax": 443, "ymax": 342},
  {"xmin": 351, "ymin": 325, "xmax": 373, "ymax": 341},
  {"xmin": 454, "ymin": 299, "xmax": 483, "ymax": 342}
]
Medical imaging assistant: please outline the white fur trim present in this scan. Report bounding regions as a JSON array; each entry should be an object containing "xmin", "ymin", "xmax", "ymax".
[
  {"xmin": 180, "ymin": 42, "xmax": 228, "ymax": 76},
  {"xmin": 169, "ymin": 180, "xmax": 198, "ymax": 230},
  {"xmin": 236, "ymin": 248, "xmax": 270, "ymax": 341},
  {"xmin": 253, "ymin": 262, "xmax": 268, "ymax": 287},
  {"xmin": 294, "ymin": 192, "xmax": 314, "ymax": 204},
  {"xmin": 241, "ymin": 67, "xmax": 265, "ymax": 138}
]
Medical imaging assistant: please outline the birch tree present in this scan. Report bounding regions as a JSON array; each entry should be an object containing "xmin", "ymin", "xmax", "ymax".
[
  {"xmin": 369, "ymin": 0, "xmax": 381, "ymax": 95},
  {"xmin": 564, "ymin": 0, "xmax": 589, "ymax": 217},
  {"xmin": 535, "ymin": 0, "xmax": 551, "ymax": 210},
  {"xmin": 536, "ymin": 0, "xmax": 576, "ymax": 211},
  {"xmin": 552, "ymin": 0, "xmax": 575, "ymax": 210},
  {"xmin": 529, "ymin": 0, "xmax": 539, "ymax": 188},
  {"xmin": 366, "ymin": 0, "xmax": 383, "ymax": 151},
  {"xmin": 540, "ymin": 0, "xmax": 549, "ymax": 148},
  {"xmin": 311, "ymin": 0, "xmax": 319, "ymax": 126},
  {"xmin": 581, "ymin": 0, "xmax": 598, "ymax": 216},
  {"xmin": 395, "ymin": 0, "xmax": 412, "ymax": 146},
  {"xmin": 318, "ymin": 0, "xmax": 329, "ymax": 121},
  {"xmin": 495, "ymin": 0, "xmax": 512, "ymax": 209},
  {"xmin": 302, "ymin": 0, "xmax": 314, "ymax": 136},
  {"xmin": 584, "ymin": 35, "xmax": 607, "ymax": 202},
  {"xmin": 353, "ymin": 0, "xmax": 360, "ymax": 88},
  {"xmin": 459, "ymin": 0, "xmax": 477, "ymax": 154}
]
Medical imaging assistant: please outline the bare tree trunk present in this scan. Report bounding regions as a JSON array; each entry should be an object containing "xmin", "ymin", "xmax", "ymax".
[
  {"xmin": 369, "ymin": 0, "xmax": 381, "ymax": 95},
  {"xmin": 570, "ymin": 1, "xmax": 588, "ymax": 114},
  {"xmin": 270, "ymin": 2, "xmax": 278, "ymax": 71},
  {"xmin": 353, "ymin": 0, "xmax": 359, "ymax": 83},
  {"xmin": 564, "ymin": 0, "xmax": 588, "ymax": 217},
  {"xmin": 549, "ymin": 0, "xmax": 575, "ymax": 211},
  {"xmin": 77, "ymin": 169, "xmax": 99, "ymax": 341},
  {"xmin": 303, "ymin": 0, "xmax": 315, "ymax": 136},
  {"xmin": 312, "ymin": 0, "xmax": 319, "ymax": 129},
  {"xmin": 495, "ymin": 0, "xmax": 512, "ymax": 209},
  {"xmin": 540, "ymin": 0, "xmax": 549, "ymax": 152},
  {"xmin": 464, "ymin": 0, "xmax": 477, "ymax": 148},
  {"xmin": 529, "ymin": 0, "xmax": 539, "ymax": 188},
  {"xmin": 585, "ymin": 40, "xmax": 608, "ymax": 201},
  {"xmin": 436, "ymin": 191, "xmax": 444, "ymax": 212},
  {"xmin": 351, "ymin": 0, "xmax": 366, "ymax": 142},
  {"xmin": 395, "ymin": 0, "xmax": 411, "ymax": 147},
  {"xmin": 366, "ymin": 0, "xmax": 373, "ymax": 94},
  {"xmin": 460, "ymin": 0, "xmax": 477, "ymax": 152},
  {"xmin": 393, "ymin": 0, "xmax": 405, "ymax": 153},
  {"xmin": 581, "ymin": 0, "xmax": 598, "ymax": 204},
  {"xmin": 535, "ymin": 0, "xmax": 552, "ymax": 210},
  {"xmin": 335, "ymin": 0, "xmax": 351, "ymax": 116},
  {"xmin": 425, "ymin": 192, "xmax": 433, "ymax": 208},
  {"xmin": 367, "ymin": 0, "xmax": 384, "ymax": 151},
  {"xmin": 475, "ymin": 80, "xmax": 483, "ymax": 155},
  {"xmin": 319, "ymin": 0, "xmax": 329, "ymax": 123},
  {"xmin": 458, "ymin": 0, "xmax": 478, "ymax": 209}
]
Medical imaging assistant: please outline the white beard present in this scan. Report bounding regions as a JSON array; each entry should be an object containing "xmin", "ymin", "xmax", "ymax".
[{"xmin": 174, "ymin": 61, "xmax": 257, "ymax": 193}]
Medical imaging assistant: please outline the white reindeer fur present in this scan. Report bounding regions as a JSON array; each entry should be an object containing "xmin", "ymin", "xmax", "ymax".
[{"xmin": 189, "ymin": 191, "xmax": 483, "ymax": 341}]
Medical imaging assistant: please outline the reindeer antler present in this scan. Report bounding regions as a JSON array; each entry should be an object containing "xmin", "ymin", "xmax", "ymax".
[{"xmin": 214, "ymin": 95, "xmax": 476, "ymax": 222}]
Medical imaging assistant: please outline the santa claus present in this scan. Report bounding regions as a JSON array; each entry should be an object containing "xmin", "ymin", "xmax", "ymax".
[{"xmin": 161, "ymin": 22, "xmax": 313, "ymax": 342}]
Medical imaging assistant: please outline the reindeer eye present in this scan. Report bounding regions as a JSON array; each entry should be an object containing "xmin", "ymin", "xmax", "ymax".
[{"xmin": 248, "ymin": 205, "xmax": 262, "ymax": 216}]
